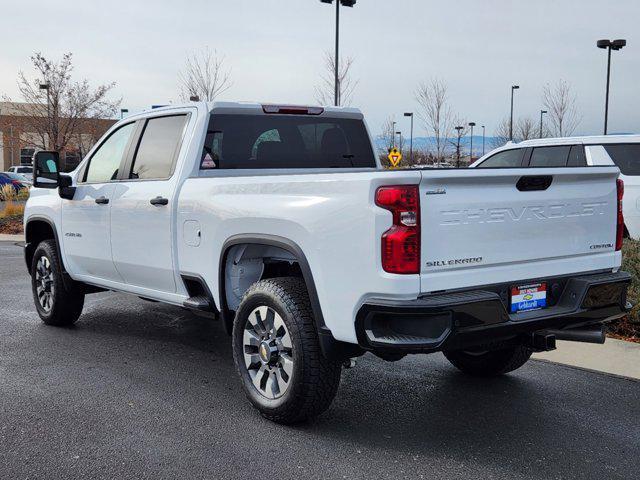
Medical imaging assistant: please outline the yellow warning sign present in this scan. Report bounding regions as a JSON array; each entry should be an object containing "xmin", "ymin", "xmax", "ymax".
[{"xmin": 388, "ymin": 148, "xmax": 402, "ymax": 167}]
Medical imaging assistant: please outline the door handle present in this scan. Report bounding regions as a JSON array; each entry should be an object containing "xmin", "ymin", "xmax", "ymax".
[
  {"xmin": 150, "ymin": 196, "xmax": 169, "ymax": 206},
  {"xmin": 95, "ymin": 196, "xmax": 109, "ymax": 205}
]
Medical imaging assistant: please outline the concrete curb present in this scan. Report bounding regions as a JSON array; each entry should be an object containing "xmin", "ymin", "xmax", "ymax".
[
  {"xmin": 0, "ymin": 234, "xmax": 24, "ymax": 242},
  {"xmin": 533, "ymin": 337, "xmax": 640, "ymax": 380}
]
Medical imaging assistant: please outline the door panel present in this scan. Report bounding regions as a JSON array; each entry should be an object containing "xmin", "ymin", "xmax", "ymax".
[
  {"xmin": 61, "ymin": 122, "xmax": 137, "ymax": 281},
  {"xmin": 109, "ymin": 114, "xmax": 188, "ymax": 293},
  {"xmin": 61, "ymin": 183, "xmax": 123, "ymax": 281},
  {"xmin": 110, "ymin": 181, "xmax": 176, "ymax": 292}
]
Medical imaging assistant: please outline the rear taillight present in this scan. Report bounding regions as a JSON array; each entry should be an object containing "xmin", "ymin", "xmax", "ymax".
[
  {"xmin": 616, "ymin": 178, "xmax": 624, "ymax": 251},
  {"xmin": 376, "ymin": 185, "xmax": 420, "ymax": 274}
]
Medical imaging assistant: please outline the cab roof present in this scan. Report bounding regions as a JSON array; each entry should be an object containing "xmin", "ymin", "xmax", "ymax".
[{"xmin": 518, "ymin": 134, "xmax": 640, "ymax": 146}]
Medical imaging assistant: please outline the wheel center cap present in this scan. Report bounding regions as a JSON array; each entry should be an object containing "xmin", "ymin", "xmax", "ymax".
[{"xmin": 259, "ymin": 341, "xmax": 273, "ymax": 363}]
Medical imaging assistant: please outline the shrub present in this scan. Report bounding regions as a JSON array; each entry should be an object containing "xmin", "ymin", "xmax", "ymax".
[
  {"xmin": 0, "ymin": 184, "xmax": 15, "ymax": 202},
  {"xmin": 0, "ymin": 184, "xmax": 27, "ymax": 220},
  {"xmin": 609, "ymin": 238, "xmax": 640, "ymax": 341},
  {"xmin": 0, "ymin": 201, "xmax": 25, "ymax": 219},
  {"xmin": 0, "ymin": 184, "xmax": 29, "ymax": 202}
]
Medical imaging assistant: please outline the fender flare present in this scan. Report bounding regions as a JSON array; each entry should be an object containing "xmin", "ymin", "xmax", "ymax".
[
  {"xmin": 24, "ymin": 215, "xmax": 75, "ymax": 292},
  {"xmin": 24, "ymin": 215, "xmax": 62, "ymax": 270},
  {"xmin": 218, "ymin": 234, "xmax": 363, "ymax": 361}
]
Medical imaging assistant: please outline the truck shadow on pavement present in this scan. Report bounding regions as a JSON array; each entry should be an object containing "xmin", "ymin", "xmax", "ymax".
[{"xmin": 27, "ymin": 293, "xmax": 639, "ymax": 479}]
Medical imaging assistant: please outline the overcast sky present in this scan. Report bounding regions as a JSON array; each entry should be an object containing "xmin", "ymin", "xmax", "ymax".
[{"xmin": 1, "ymin": 0, "xmax": 638, "ymax": 137}]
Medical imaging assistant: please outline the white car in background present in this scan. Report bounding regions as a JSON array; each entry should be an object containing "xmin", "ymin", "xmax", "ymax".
[
  {"xmin": 470, "ymin": 135, "xmax": 640, "ymax": 239},
  {"xmin": 8, "ymin": 165, "xmax": 34, "ymax": 182}
]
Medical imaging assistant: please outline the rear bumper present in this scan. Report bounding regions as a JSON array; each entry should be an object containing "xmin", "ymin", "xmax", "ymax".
[{"xmin": 355, "ymin": 271, "xmax": 631, "ymax": 354}]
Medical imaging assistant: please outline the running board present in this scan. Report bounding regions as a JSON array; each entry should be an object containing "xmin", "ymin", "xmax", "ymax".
[{"xmin": 183, "ymin": 295, "xmax": 213, "ymax": 312}]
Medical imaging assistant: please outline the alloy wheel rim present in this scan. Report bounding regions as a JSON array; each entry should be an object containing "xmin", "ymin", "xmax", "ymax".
[
  {"xmin": 35, "ymin": 256, "xmax": 54, "ymax": 312},
  {"xmin": 243, "ymin": 306, "xmax": 293, "ymax": 399}
]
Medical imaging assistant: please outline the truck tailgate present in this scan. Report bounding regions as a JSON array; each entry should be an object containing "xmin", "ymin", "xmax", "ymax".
[{"xmin": 419, "ymin": 167, "xmax": 621, "ymax": 293}]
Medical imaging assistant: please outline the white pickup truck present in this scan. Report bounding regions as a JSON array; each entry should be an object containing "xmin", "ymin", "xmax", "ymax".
[{"xmin": 25, "ymin": 102, "xmax": 630, "ymax": 424}]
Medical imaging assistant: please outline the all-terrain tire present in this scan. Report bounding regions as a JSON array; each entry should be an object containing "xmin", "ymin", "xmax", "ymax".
[
  {"xmin": 31, "ymin": 239, "xmax": 84, "ymax": 326},
  {"xmin": 232, "ymin": 277, "xmax": 342, "ymax": 424},
  {"xmin": 443, "ymin": 345, "xmax": 532, "ymax": 376}
]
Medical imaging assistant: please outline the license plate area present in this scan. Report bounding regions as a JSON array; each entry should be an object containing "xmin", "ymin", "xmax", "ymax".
[{"xmin": 510, "ymin": 282, "xmax": 547, "ymax": 313}]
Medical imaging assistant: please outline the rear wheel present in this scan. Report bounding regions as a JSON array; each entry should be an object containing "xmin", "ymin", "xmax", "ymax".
[
  {"xmin": 443, "ymin": 345, "xmax": 532, "ymax": 376},
  {"xmin": 31, "ymin": 240, "xmax": 84, "ymax": 326},
  {"xmin": 232, "ymin": 277, "xmax": 342, "ymax": 424}
]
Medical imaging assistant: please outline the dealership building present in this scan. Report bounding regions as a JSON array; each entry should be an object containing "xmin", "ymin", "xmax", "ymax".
[{"xmin": 0, "ymin": 101, "xmax": 116, "ymax": 172}]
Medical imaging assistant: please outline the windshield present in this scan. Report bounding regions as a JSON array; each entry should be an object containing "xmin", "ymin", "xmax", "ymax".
[{"xmin": 201, "ymin": 114, "xmax": 376, "ymax": 169}]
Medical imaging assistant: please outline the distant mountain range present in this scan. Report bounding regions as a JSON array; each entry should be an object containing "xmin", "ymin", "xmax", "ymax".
[{"xmin": 374, "ymin": 135, "xmax": 504, "ymax": 157}]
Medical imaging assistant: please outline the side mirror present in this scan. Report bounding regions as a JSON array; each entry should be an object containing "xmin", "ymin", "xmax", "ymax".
[{"xmin": 33, "ymin": 151, "xmax": 60, "ymax": 188}]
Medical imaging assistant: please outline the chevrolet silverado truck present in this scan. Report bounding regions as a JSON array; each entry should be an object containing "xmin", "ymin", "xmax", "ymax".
[{"xmin": 25, "ymin": 102, "xmax": 630, "ymax": 424}]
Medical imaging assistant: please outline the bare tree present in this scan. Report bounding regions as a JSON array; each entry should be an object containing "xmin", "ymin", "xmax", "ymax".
[
  {"xmin": 491, "ymin": 116, "xmax": 539, "ymax": 149},
  {"xmin": 515, "ymin": 116, "xmax": 537, "ymax": 141},
  {"xmin": 378, "ymin": 116, "xmax": 396, "ymax": 151},
  {"xmin": 491, "ymin": 118, "xmax": 511, "ymax": 149},
  {"xmin": 179, "ymin": 47, "xmax": 232, "ymax": 101},
  {"xmin": 447, "ymin": 119, "xmax": 468, "ymax": 167},
  {"xmin": 314, "ymin": 52, "xmax": 358, "ymax": 106},
  {"xmin": 416, "ymin": 78, "xmax": 454, "ymax": 161},
  {"xmin": 377, "ymin": 116, "xmax": 396, "ymax": 167},
  {"xmin": 542, "ymin": 80, "xmax": 581, "ymax": 137},
  {"xmin": 3, "ymin": 52, "xmax": 120, "ymax": 156}
]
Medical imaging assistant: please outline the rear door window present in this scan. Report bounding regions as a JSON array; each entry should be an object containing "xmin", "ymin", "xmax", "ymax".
[
  {"xmin": 202, "ymin": 114, "xmax": 376, "ymax": 169},
  {"xmin": 567, "ymin": 145, "xmax": 586, "ymax": 166},
  {"xmin": 529, "ymin": 146, "xmax": 571, "ymax": 167},
  {"xmin": 476, "ymin": 149, "xmax": 523, "ymax": 168},
  {"xmin": 129, "ymin": 115, "xmax": 188, "ymax": 180},
  {"xmin": 603, "ymin": 144, "xmax": 640, "ymax": 175}
]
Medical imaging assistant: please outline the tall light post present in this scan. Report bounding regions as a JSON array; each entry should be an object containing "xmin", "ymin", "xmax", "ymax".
[
  {"xmin": 39, "ymin": 82, "xmax": 51, "ymax": 149},
  {"xmin": 468, "ymin": 122, "xmax": 476, "ymax": 162},
  {"xmin": 120, "ymin": 108, "xmax": 129, "ymax": 119},
  {"xmin": 539, "ymin": 109, "xmax": 547, "ymax": 138},
  {"xmin": 455, "ymin": 126, "xmax": 464, "ymax": 168},
  {"xmin": 481, "ymin": 125, "xmax": 486, "ymax": 155},
  {"xmin": 404, "ymin": 112, "xmax": 414, "ymax": 163},
  {"xmin": 320, "ymin": 0, "xmax": 357, "ymax": 107},
  {"xmin": 396, "ymin": 131, "xmax": 402, "ymax": 152},
  {"xmin": 391, "ymin": 120, "xmax": 396, "ymax": 148},
  {"xmin": 597, "ymin": 38, "xmax": 626, "ymax": 135},
  {"xmin": 509, "ymin": 85, "xmax": 519, "ymax": 141}
]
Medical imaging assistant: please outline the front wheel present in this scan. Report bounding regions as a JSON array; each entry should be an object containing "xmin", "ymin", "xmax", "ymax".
[
  {"xmin": 31, "ymin": 240, "xmax": 85, "ymax": 326},
  {"xmin": 232, "ymin": 277, "xmax": 342, "ymax": 424},
  {"xmin": 443, "ymin": 345, "xmax": 532, "ymax": 376}
]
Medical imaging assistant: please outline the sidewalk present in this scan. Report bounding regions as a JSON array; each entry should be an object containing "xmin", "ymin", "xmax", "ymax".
[
  {"xmin": 534, "ymin": 337, "xmax": 640, "ymax": 380},
  {"xmin": 0, "ymin": 233, "xmax": 24, "ymax": 242}
]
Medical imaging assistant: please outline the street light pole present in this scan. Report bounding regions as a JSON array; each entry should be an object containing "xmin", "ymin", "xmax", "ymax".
[
  {"xmin": 404, "ymin": 112, "xmax": 414, "ymax": 164},
  {"xmin": 481, "ymin": 125, "xmax": 485, "ymax": 155},
  {"xmin": 39, "ymin": 82, "xmax": 51, "ymax": 149},
  {"xmin": 509, "ymin": 85, "xmax": 519, "ymax": 141},
  {"xmin": 468, "ymin": 122, "xmax": 476, "ymax": 162},
  {"xmin": 455, "ymin": 126, "xmax": 463, "ymax": 168},
  {"xmin": 396, "ymin": 131, "xmax": 402, "ymax": 152},
  {"xmin": 320, "ymin": 0, "xmax": 356, "ymax": 107},
  {"xmin": 597, "ymin": 39, "xmax": 626, "ymax": 135},
  {"xmin": 334, "ymin": 0, "xmax": 339, "ymax": 106},
  {"xmin": 120, "ymin": 108, "xmax": 129, "ymax": 119},
  {"xmin": 392, "ymin": 120, "xmax": 396, "ymax": 148},
  {"xmin": 539, "ymin": 110, "xmax": 547, "ymax": 138}
]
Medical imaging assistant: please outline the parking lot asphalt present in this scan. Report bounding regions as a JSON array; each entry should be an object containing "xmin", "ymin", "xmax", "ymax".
[{"xmin": 1, "ymin": 240, "xmax": 639, "ymax": 480}]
